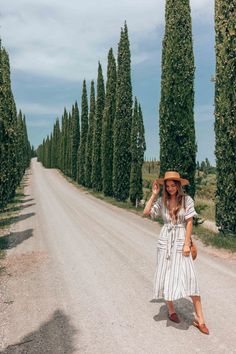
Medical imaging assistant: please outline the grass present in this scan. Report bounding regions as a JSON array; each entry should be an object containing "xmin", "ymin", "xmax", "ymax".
[
  {"xmin": 195, "ymin": 198, "xmax": 215, "ymax": 221},
  {"xmin": 193, "ymin": 225, "xmax": 236, "ymax": 252}
]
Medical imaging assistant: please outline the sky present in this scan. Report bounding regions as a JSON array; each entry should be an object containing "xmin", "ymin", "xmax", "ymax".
[{"xmin": 0, "ymin": 0, "xmax": 215, "ymax": 164}]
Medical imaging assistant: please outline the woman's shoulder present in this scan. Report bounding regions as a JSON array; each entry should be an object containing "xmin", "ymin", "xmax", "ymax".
[
  {"xmin": 183, "ymin": 194, "xmax": 194, "ymax": 204},
  {"xmin": 184, "ymin": 194, "xmax": 194, "ymax": 203}
]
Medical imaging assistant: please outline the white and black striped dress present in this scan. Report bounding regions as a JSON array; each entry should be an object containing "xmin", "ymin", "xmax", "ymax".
[{"xmin": 151, "ymin": 195, "xmax": 200, "ymax": 301}]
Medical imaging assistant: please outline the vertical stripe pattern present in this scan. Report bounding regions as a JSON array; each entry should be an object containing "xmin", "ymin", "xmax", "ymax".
[{"xmin": 150, "ymin": 195, "xmax": 200, "ymax": 301}]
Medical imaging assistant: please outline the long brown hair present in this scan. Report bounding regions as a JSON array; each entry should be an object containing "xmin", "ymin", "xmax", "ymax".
[{"xmin": 162, "ymin": 180, "xmax": 186, "ymax": 222}]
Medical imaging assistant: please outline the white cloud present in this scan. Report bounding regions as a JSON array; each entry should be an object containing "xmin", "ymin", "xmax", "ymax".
[
  {"xmin": 0, "ymin": 0, "xmax": 213, "ymax": 81},
  {"xmin": 17, "ymin": 102, "xmax": 64, "ymax": 115}
]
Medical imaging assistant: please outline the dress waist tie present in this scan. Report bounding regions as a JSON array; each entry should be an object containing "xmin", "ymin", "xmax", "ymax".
[{"xmin": 164, "ymin": 224, "xmax": 185, "ymax": 260}]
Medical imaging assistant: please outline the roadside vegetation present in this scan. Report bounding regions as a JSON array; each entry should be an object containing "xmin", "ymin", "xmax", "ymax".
[{"xmin": 0, "ymin": 183, "xmax": 26, "ymax": 271}]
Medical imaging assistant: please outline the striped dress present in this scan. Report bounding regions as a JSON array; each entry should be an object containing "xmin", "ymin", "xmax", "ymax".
[{"xmin": 151, "ymin": 195, "xmax": 200, "ymax": 301}]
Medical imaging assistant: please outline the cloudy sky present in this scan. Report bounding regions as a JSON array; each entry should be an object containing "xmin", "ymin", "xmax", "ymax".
[{"xmin": 0, "ymin": 0, "xmax": 215, "ymax": 163}]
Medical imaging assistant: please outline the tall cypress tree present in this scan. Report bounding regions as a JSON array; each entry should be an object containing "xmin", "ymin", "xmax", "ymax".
[
  {"xmin": 129, "ymin": 98, "xmax": 146, "ymax": 205},
  {"xmin": 85, "ymin": 80, "xmax": 96, "ymax": 188},
  {"xmin": 0, "ymin": 45, "xmax": 25, "ymax": 207},
  {"xmin": 215, "ymin": 0, "xmax": 236, "ymax": 233},
  {"xmin": 102, "ymin": 48, "xmax": 117, "ymax": 196},
  {"xmin": 71, "ymin": 102, "xmax": 80, "ymax": 180},
  {"xmin": 66, "ymin": 112, "xmax": 72, "ymax": 176},
  {"xmin": 113, "ymin": 22, "xmax": 133, "ymax": 201},
  {"xmin": 51, "ymin": 118, "xmax": 60, "ymax": 168},
  {"xmin": 159, "ymin": 0, "xmax": 197, "ymax": 197},
  {"xmin": 60, "ymin": 109, "xmax": 67, "ymax": 173},
  {"xmin": 92, "ymin": 62, "xmax": 105, "ymax": 191},
  {"xmin": 23, "ymin": 115, "xmax": 31, "ymax": 169},
  {"xmin": 77, "ymin": 80, "xmax": 88, "ymax": 185}
]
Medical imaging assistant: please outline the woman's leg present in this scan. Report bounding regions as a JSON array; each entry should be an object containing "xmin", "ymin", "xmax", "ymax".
[
  {"xmin": 166, "ymin": 300, "xmax": 175, "ymax": 315},
  {"xmin": 190, "ymin": 296, "xmax": 205, "ymax": 324}
]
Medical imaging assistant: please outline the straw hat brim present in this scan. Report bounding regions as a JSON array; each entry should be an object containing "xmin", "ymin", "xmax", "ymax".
[{"xmin": 157, "ymin": 178, "xmax": 189, "ymax": 186}]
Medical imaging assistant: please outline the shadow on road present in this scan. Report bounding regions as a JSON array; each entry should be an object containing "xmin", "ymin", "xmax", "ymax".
[
  {"xmin": 1, "ymin": 309, "xmax": 77, "ymax": 354},
  {"xmin": 152, "ymin": 297, "xmax": 195, "ymax": 331},
  {"xmin": 0, "ymin": 213, "xmax": 35, "ymax": 228},
  {"xmin": 0, "ymin": 229, "xmax": 34, "ymax": 250},
  {"xmin": 4, "ymin": 204, "xmax": 36, "ymax": 213}
]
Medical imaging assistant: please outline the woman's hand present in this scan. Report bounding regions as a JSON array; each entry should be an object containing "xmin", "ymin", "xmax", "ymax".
[
  {"xmin": 152, "ymin": 179, "xmax": 160, "ymax": 197},
  {"xmin": 182, "ymin": 244, "xmax": 191, "ymax": 257}
]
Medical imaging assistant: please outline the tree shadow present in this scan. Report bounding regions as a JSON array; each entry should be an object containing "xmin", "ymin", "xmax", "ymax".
[
  {"xmin": 0, "ymin": 213, "xmax": 35, "ymax": 228},
  {"xmin": 1, "ymin": 309, "xmax": 77, "ymax": 354},
  {"xmin": 152, "ymin": 297, "xmax": 195, "ymax": 331},
  {"xmin": 4, "ymin": 204, "xmax": 36, "ymax": 213},
  {"xmin": 0, "ymin": 229, "xmax": 34, "ymax": 250},
  {"xmin": 14, "ymin": 199, "xmax": 34, "ymax": 204}
]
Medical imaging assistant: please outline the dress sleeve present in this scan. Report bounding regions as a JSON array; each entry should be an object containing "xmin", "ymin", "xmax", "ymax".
[
  {"xmin": 150, "ymin": 197, "xmax": 162, "ymax": 219},
  {"xmin": 185, "ymin": 195, "xmax": 197, "ymax": 220}
]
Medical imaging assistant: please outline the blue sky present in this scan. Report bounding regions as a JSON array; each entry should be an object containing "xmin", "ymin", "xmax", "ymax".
[{"xmin": 0, "ymin": 0, "xmax": 215, "ymax": 164}]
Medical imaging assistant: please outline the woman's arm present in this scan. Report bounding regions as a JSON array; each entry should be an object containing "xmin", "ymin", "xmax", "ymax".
[
  {"xmin": 182, "ymin": 217, "xmax": 193, "ymax": 256},
  {"xmin": 143, "ymin": 194, "xmax": 157, "ymax": 216},
  {"xmin": 143, "ymin": 180, "xmax": 160, "ymax": 216}
]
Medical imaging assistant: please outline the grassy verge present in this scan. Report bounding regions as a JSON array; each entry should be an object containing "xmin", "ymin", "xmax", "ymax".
[
  {"xmin": 193, "ymin": 225, "xmax": 236, "ymax": 252},
  {"xmin": 0, "ymin": 183, "xmax": 25, "ymax": 268}
]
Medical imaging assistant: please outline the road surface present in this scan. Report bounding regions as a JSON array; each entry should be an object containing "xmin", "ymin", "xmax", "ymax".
[{"xmin": 1, "ymin": 159, "xmax": 236, "ymax": 353}]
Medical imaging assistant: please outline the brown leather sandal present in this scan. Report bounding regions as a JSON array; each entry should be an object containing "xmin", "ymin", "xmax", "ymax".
[
  {"xmin": 192, "ymin": 319, "xmax": 209, "ymax": 335},
  {"xmin": 168, "ymin": 312, "xmax": 180, "ymax": 323}
]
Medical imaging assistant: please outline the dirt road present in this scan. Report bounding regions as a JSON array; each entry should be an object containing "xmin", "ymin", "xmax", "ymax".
[{"xmin": 1, "ymin": 159, "xmax": 236, "ymax": 353}]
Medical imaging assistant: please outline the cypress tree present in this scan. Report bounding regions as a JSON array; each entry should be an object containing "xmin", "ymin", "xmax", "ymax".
[
  {"xmin": 129, "ymin": 98, "xmax": 146, "ymax": 205},
  {"xmin": 138, "ymin": 103, "xmax": 146, "ymax": 158},
  {"xmin": 215, "ymin": 0, "xmax": 236, "ymax": 233},
  {"xmin": 92, "ymin": 62, "xmax": 105, "ymax": 191},
  {"xmin": 66, "ymin": 112, "xmax": 72, "ymax": 176},
  {"xmin": 60, "ymin": 109, "xmax": 67, "ymax": 173},
  {"xmin": 22, "ymin": 115, "xmax": 31, "ymax": 169},
  {"xmin": 16, "ymin": 111, "xmax": 25, "ymax": 180},
  {"xmin": 51, "ymin": 118, "xmax": 60, "ymax": 168},
  {"xmin": 113, "ymin": 22, "xmax": 133, "ymax": 201},
  {"xmin": 77, "ymin": 80, "xmax": 88, "ymax": 185},
  {"xmin": 71, "ymin": 102, "xmax": 80, "ymax": 180},
  {"xmin": 85, "ymin": 80, "xmax": 96, "ymax": 188},
  {"xmin": 102, "ymin": 48, "xmax": 117, "ymax": 196},
  {"xmin": 159, "ymin": 0, "xmax": 197, "ymax": 198},
  {"xmin": 0, "ymin": 45, "xmax": 21, "ymax": 207}
]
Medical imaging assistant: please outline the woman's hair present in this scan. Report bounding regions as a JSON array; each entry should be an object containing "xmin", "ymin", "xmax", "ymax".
[{"xmin": 162, "ymin": 180, "xmax": 186, "ymax": 222}]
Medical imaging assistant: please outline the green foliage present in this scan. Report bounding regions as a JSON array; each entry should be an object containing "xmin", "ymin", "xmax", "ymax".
[
  {"xmin": 129, "ymin": 98, "xmax": 146, "ymax": 205},
  {"xmin": 159, "ymin": 0, "xmax": 197, "ymax": 198},
  {"xmin": 85, "ymin": 81, "xmax": 95, "ymax": 188},
  {"xmin": 0, "ymin": 43, "xmax": 31, "ymax": 210},
  {"xmin": 51, "ymin": 118, "xmax": 61, "ymax": 168},
  {"xmin": 215, "ymin": 0, "xmax": 236, "ymax": 234},
  {"xmin": 77, "ymin": 80, "xmax": 88, "ymax": 185},
  {"xmin": 193, "ymin": 226, "xmax": 236, "ymax": 252},
  {"xmin": 102, "ymin": 49, "xmax": 116, "ymax": 196},
  {"xmin": 71, "ymin": 102, "xmax": 80, "ymax": 180},
  {"xmin": 92, "ymin": 63, "xmax": 105, "ymax": 191},
  {"xmin": 113, "ymin": 22, "xmax": 133, "ymax": 201}
]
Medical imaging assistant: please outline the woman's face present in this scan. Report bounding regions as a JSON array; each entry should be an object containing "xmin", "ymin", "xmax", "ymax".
[{"xmin": 165, "ymin": 180, "xmax": 178, "ymax": 196}]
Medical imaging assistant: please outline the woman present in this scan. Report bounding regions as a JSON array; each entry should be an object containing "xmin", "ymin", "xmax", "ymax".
[{"xmin": 143, "ymin": 171, "xmax": 209, "ymax": 335}]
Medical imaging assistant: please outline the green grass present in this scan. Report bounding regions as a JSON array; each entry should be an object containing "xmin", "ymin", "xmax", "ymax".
[{"xmin": 193, "ymin": 225, "xmax": 236, "ymax": 252}]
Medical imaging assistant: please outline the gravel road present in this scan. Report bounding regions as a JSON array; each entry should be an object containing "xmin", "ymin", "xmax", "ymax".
[{"xmin": 1, "ymin": 158, "xmax": 236, "ymax": 354}]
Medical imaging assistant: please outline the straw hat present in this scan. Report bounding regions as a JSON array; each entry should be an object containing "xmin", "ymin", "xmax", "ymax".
[{"xmin": 157, "ymin": 171, "xmax": 189, "ymax": 186}]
